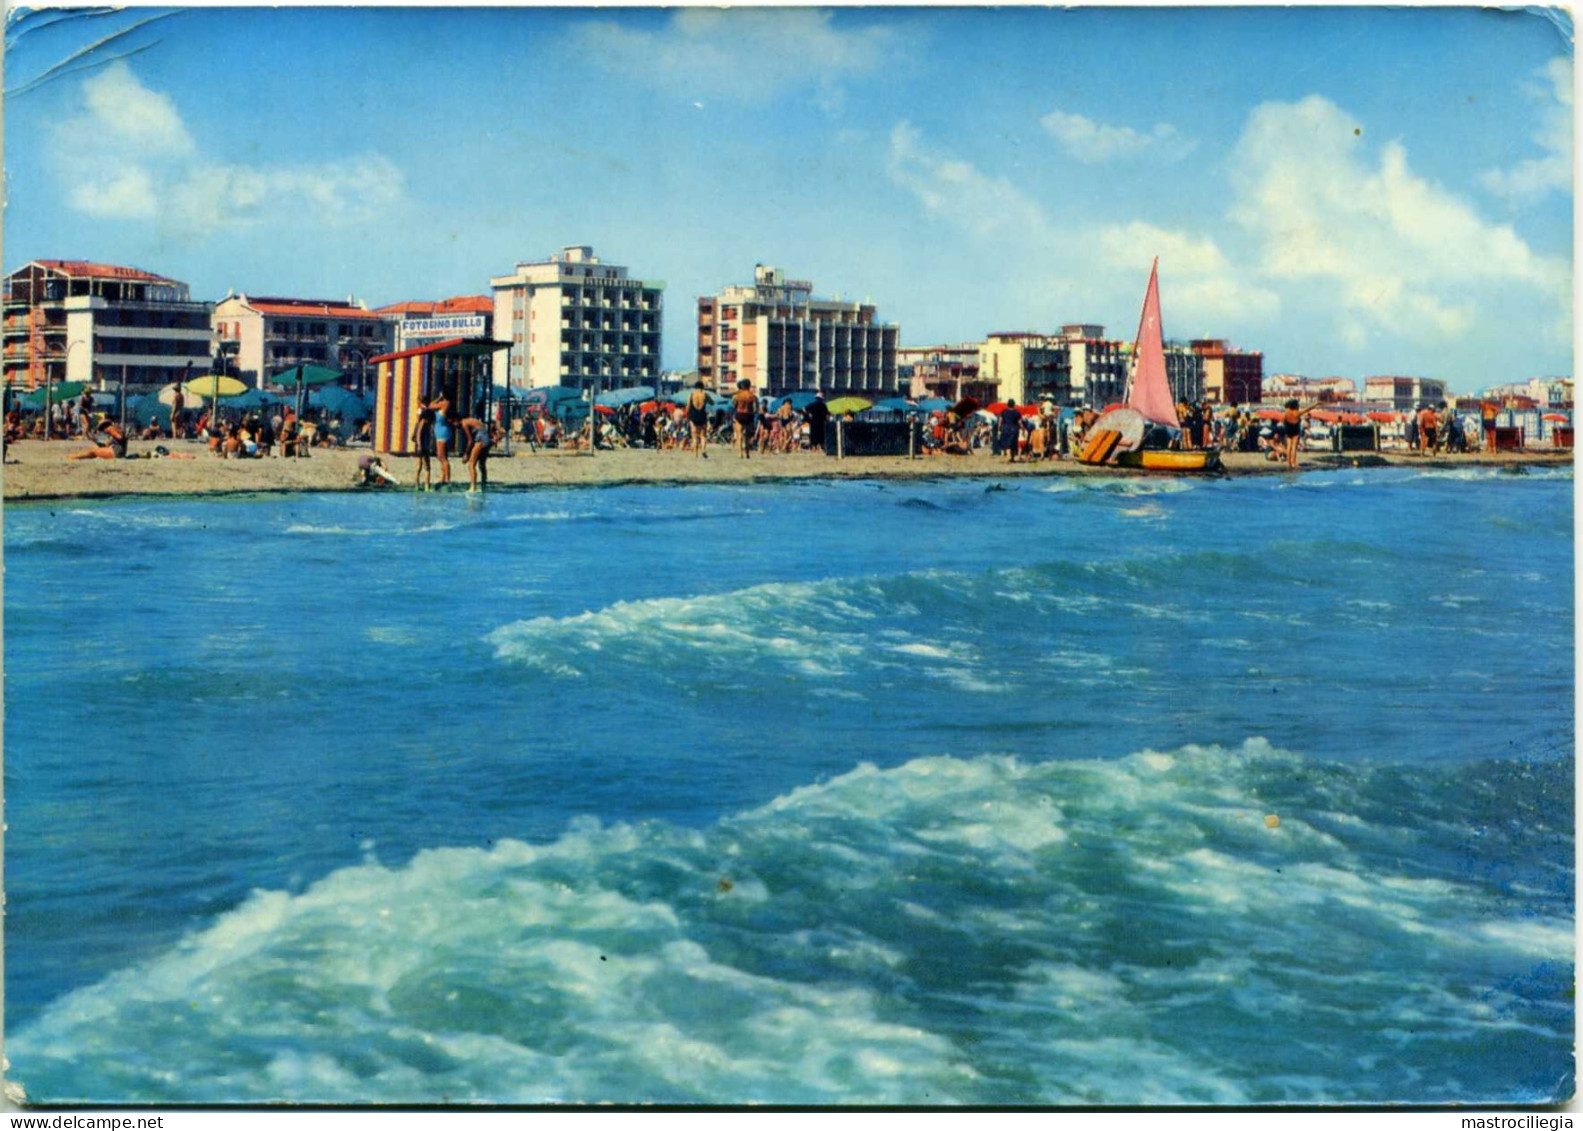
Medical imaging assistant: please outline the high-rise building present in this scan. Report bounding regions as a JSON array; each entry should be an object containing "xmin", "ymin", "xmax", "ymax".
[
  {"xmin": 212, "ymin": 294, "xmax": 393, "ymax": 389},
  {"xmin": 3, "ymin": 260, "xmax": 212, "ymax": 392},
  {"xmin": 696, "ymin": 265, "xmax": 899, "ymax": 397},
  {"xmin": 1057, "ymin": 325, "xmax": 1128, "ymax": 408},
  {"xmin": 1162, "ymin": 341, "xmax": 1206, "ymax": 405},
  {"xmin": 491, "ymin": 246, "xmax": 663, "ymax": 393}
]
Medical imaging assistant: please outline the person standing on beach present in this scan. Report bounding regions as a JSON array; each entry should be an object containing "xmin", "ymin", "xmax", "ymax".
[
  {"xmin": 1480, "ymin": 400, "xmax": 1500, "ymax": 454},
  {"xmin": 731, "ymin": 379, "xmax": 758, "ymax": 460},
  {"xmin": 806, "ymin": 392, "xmax": 830, "ymax": 453},
  {"xmin": 1417, "ymin": 403, "xmax": 1438, "ymax": 456},
  {"xmin": 170, "ymin": 384, "xmax": 186, "ymax": 440},
  {"xmin": 687, "ymin": 380, "xmax": 711, "ymax": 458},
  {"xmin": 1000, "ymin": 400, "xmax": 1022, "ymax": 463},
  {"xmin": 461, "ymin": 415, "xmax": 493, "ymax": 492},
  {"xmin": 430, "ymin": 391, "xmax": 455, "ymax": 487},
  {"xmin": 1281, "ymin": 399, "xmax": 1316, "ymax": 469},
  {"xmin": 411, "ymin": 397, "xmax": 436, "ymax": 489}
]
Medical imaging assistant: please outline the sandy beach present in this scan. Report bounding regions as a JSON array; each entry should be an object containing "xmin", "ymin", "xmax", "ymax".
[{"xmin": 1, "ymin": 437, "xmax": 1571, "ymax": 501}]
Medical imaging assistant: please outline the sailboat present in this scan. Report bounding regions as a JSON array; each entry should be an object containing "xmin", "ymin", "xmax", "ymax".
[{"xmin": 1078, "ymin": 259, "xmax": 1221, "ymax": 472}]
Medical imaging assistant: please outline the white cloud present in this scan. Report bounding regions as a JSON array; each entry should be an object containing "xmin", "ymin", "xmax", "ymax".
[
  {"xmin": 1481, "ymin": 57, "xmax": 1573, "ymax": 203},
  {"xmin": 1041, "ymin": 110, "xmax": 1196, "ymax": 164},
  {"xmin": 51, "ymin": 62, "xmax": 406, "ymax": 235},
  {"xmin": 886, "ymin": 121, "xmax": 1058, "ymax": 244},
  {"xmin": 572, "ymin": 8, "xmax": 894, "ymax": 104},
  {"xmin": 887, "ymin": 123, "xmax": 1274, "ymax": 329},
  {"xmin": 1230, "ymin": 94, "xmax": 1570, "ymax": 347},
  {"xmin": 1098, "ymin": 222, "xmax": 1279, "ymax": 323}
]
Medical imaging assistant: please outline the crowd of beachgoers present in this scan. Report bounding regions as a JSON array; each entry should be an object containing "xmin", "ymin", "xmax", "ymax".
[{"xmin": 2, "ymin": 378, "xmax": 1568, "ymax": 503}]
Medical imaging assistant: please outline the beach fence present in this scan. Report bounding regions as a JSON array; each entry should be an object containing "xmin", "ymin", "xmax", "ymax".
[{"xmin": 370, "ymin": 337, "xmax": 510, "ymax": 456}]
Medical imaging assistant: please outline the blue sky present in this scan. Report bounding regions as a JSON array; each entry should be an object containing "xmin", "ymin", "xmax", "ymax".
[{"xmin": 4, "ymin": 5, "xmax": 1573, "ymax": 391}]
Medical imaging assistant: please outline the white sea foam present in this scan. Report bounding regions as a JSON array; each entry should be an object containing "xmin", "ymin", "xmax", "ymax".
[{"xmin": 10, "ymin": 739, "xmax": 1571, "ymax": 1106}]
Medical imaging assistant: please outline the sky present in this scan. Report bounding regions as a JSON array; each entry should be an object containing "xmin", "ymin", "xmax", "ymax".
[{"xmin": 3, "ymin": 4, "xmax": 1573, "ymax": 392}]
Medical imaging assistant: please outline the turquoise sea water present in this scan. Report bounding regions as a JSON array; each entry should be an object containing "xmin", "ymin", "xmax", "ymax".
[{"xmin": 3, "ymin": 466, "xmax": 1573, "ymax": 1105}]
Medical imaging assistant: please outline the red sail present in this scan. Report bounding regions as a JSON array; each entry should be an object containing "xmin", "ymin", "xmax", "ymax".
[{"xmin": 1128, "ymin": 259, "xmax": 1180, "ymax": 428}]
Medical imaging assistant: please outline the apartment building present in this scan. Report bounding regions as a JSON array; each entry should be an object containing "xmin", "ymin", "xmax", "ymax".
[
  {"xmin": 491, "ymin": 246, "xmax": 663, "ymax": 393},
  {"xmin": 696, "ymin": 265, "xmax": 899, "ymax": 397},
  {"xmin": 1194, "ymin": 339, "xmax": 1264, "ymax": 405},
  {"xmin": 1363, "ymin": 375, "xmax": 1450, "ymax": 412},
  {"xmin": 3, "ymin": 260, "xmax": 212, "ymax": 392},
  {"xmin": 898, "ymin": 344, "xmax": 984, "ymax": 401},
  {"xmin": 212, "ymin": 294, "xmax": 393, "ymax": 388},
  {"xmin": 979, "ymin": 333, "xmax": 1069, "ymax": 405},
  {"xmin": 1057, "ymin": 325, "xmax": 1128, "ymax": 408},
  {"xmin": 1163, "ymin": 341, "xmax": 1206, "ymax": 405}
]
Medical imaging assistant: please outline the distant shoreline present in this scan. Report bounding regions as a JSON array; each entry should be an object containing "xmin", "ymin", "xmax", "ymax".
[{"xmin": 1, "ymin": 439, "xmax": 1572, "ymax": 503}]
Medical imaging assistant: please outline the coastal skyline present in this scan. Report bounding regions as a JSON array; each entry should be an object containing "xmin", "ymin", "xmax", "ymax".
[{"xmin": 4, "ymin": 5, "xmax": 1573, "ymax": 393}]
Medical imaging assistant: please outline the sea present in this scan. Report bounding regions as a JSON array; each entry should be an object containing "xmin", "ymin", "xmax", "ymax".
[{"xmin": 2, "ymin": 465, "xmax": 1574, "ymax": 1107}]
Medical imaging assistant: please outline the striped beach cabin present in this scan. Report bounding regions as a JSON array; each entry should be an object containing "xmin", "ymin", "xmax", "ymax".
[{"xmin": 369, "ymin": 338, "xmax": 510, "ymax": 455}]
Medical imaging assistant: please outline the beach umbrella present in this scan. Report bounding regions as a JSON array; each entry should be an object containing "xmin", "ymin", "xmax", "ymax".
[
  {"xmin": 826, "ymin": 396, "xmax": 873, "ymax": 415},
  {"xmin": 1543, "ymin": 413, "xmax": 1568, "ymax": 422},
  {"xmin": 269, "ymin": 364, "xmax": 342, "ymax": 389},
  {"xmin": 595, "ymin": 385, "xmax": 654, "ymax": 408},
  {"xmin": 916, "ymin": 397, "xmax": 951, "ymax": 413},
  {"xmin": 950, "ymin": 396, "xmax": 980, "ymax": 417},
  {"xmin": 184, "ymin": 375, "xmax": 248, "ymax": 400},
  {"xmin": 155, "ymin": 383, "xmax": 200, "ymax": 408},
  {"xmin": 869, "ymin": 397, "xmax": 922, "ymax": 414},
  {"xmin": 522, "ymin": 385, "xmax": 586, "ymax": 413},
  {"xmin": 986, "ymin": 401, "xmax": 1039, "ymax": 417},
  {"xmin": 772, "ymin": 391, "xmax": 820, "ymax": 412},
  {"xmin": 593, "ymin": 404, "xmax": 616, "ymax": 415},
  {"xmin": 21, "ymin": 381, "xmax": 88, "ymax": 409}
]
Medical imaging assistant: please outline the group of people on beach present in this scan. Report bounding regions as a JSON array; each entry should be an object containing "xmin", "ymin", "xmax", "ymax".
[{"xmin": 408, "ymin": 390, "xmax": 501, "ymax": 492}]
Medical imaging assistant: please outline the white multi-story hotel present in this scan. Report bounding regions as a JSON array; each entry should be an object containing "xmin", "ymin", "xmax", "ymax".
[
  {"xmin": 3, "ymin": 260, "xmax": 213, "ymax": 392},
  {"xmin": 491, "ymin": 246, "xmax": 663, "ymax": 393},
  {"xmin": 696, "ymin": 265, "xmax": 899, "ymax": 397}
]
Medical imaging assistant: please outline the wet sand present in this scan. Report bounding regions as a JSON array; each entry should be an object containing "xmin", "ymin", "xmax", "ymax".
[{"xmin": 1, "ymin": 437, "xmax": 1571, "ymax": 502}]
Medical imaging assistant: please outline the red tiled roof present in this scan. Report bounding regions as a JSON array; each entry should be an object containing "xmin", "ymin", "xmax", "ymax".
[
  {"xmin": 368, "ymin": 337, "xmax": 512, "ymax": 365},
  {"xmin": 245, "ymin": 297, "xmax": 384, "ymax": 320},
  {"xmin": 374, "ymin": 296, "xmax": 493, "ymax": 316},
  {"xmin": 33, "ymin": 260, "xmax": 178, "ymax": 284}
]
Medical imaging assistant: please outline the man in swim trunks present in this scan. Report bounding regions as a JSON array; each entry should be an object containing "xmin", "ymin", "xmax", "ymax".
[
  {"xmin": 731, "ymin": 379, "xmax": 758, "ymax": 460},
  {"xmin": 686, "ymin": 379, "xmax": 711, "ymax": 458}
]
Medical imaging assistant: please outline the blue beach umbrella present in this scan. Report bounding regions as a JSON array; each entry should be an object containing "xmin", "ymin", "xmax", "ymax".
[
  {"xmin": 916, "ymin": 398, "xmax": 952, "ymax": 413},
  {"xmin": 772, "ymin": 391, "xmax": 820, "ymax": 412},
  {"xmin": 869, "ymin": 397, "xmax": 923, "ymax": 414},
  {"xmin": 595, "ymin": 385, "xmax": 655, "ymax": 408}
]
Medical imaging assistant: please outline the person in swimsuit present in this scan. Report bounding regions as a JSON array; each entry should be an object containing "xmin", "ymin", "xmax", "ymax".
[
  {"xmin": 68, "ymin": 418, "xmax": 127, "ymax": 460},
  {"xmin": 461, "ymin": 416, "xmax": 494, "ymax": 491},
  {"xmin": 1281, "ymin": 399, "xmax": 1316, "ymax": 469},
  {"xmin": 411, "ymin": 397, "xmax": 436, "ymax": 489},
  {"xmin": 430, "ymin": 392, "xmax": 454, "ymax": 487},
  {"xmin": 686, "ymin": 380, "xmax": 711, "ymax": 458},
  {"xmin": 731, "ymin": 379, "xmax": 758, "ymax": 460}
]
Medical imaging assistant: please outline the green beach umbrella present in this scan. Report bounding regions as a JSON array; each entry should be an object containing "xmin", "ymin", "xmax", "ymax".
[
  {"xmin": 270, "ymin": 364, "xmax": 342, "ymax": 388},
  {"xmin": 22, "ymin": 381, "xmax": 88, "ymax": 409}
]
